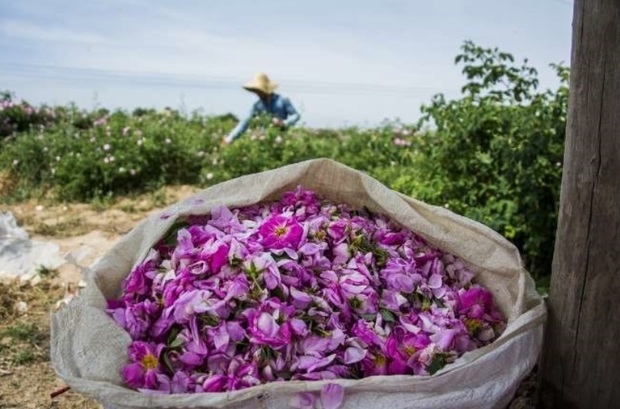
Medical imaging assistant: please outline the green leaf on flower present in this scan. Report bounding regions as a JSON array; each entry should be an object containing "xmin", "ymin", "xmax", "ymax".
[
  {"xmin": 245, "ymin": 262, "xmax": 260, "ymax": 281},
  {"xmin": 229, "ymin": 256, "xmax": 242, "ymax": 267},
  {"xmin": 435, "ymin": 298, "xmax": 446, "ymax": 308},
  {"xmin": 271, "ymin": 286, "xmax": 286, "ymax": 301},
  {"xmin": 348, "ymin": 297, "xmax": 363, "ymax": 310},
  {"xmin": 166, "ymin": 326, "xmax": 180, "ymax": 345},
  {"xmin": 168, "ymin": 336, "xmax": 183, "ymax": 348},
  {"xmin": 161, "ymin": 350, "xmax": 174, "ymax": 374},
  {"xmin": 198, "ymin": 314, "xmax": 219, "ymax": 327},
  {"xmin": 249, "ymin": 281, "xmax": 264, "ymax": 300},
  {"xmin": 235, "ymin": 340, "xmax": 249, "ymax": 354},
  {"xmin": 259, "ymin": 346, "xmax": 275, "ymax": 363},
  {"xmin": 278, "ymin": 370, "xmax": 293, "ymax": 381},
  {"xmin": 421, "ymin": 299, "xmax": 432, "ymax": 311},
  {"xmin": 427, "ymin": 353, "xmax": 448, "ymax": 375},
  {"xmin": 380, "ymin": 309, "xmax": 396, "ymax": 323},
  {"xmin": 161, "ymin": 220, "xmax": 189, "ymax": 246},
  {"xmin": 350, "ymin": 233, "xmax": 374, "ymax": 255},
  {"xmin": 361, "ymin": 313, "xmax": 377, "ymax": 321},
  {"xmin": 314, "ymin": 327, "xmax": 332, "ymax": 338},
  {"xmin": 373, "ymin": 246, "xmax": 389, "ymax": 268}
]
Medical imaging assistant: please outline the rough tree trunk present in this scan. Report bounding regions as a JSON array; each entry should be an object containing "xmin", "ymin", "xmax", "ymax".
[{"xmin": 537, "ymin": 0, "xmax": 620, "ymax": 407}]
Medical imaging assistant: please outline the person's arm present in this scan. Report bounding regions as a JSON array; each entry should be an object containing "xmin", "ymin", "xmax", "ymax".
[
  {"xmin": 283, "ymin": 97, "xmax": 300, "ymax": 127},
  {"xmin": 224, "ymin": 104, "xmax": 256, "ymax": 144}
]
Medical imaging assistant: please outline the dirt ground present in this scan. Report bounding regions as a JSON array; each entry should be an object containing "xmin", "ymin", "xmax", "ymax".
[
  {"xmin": 0, "ymin": 185, "xmax": 537, "ymax": 409},
  {"xmin": 0, "ymin": 186, "xmax": 199, "ymax": 409}
]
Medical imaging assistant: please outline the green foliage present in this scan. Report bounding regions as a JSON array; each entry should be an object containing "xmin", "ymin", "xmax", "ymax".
[
  {"xmin": 201, "ymin": 113, "xmax": 416, "ymax": 186},
  {"xmin": 0, "ymin": 105, "xmax": 235, "ymax": 201},
  {"xmin": 0, "ymin": 90, "xmax": 56, "ymax": 138},
  {"xmin": 0, "ymin": 41, "xmax": 568, "ymax": 282},
  {"xmin": 414, "ymin": 41, "xmax": 568, "ymax": 279}
]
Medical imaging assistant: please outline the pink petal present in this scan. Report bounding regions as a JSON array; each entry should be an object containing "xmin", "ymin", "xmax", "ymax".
[
  {"xmin": 122, "ymin": 363, "xmax": 145, "ymax": 388},
  {"xmin": 213, "ymin": 326, "xmax": 230, "ymax": 351},
  {"xmin": 290, "ymin": 287, "xmax": 312, "ymax": 308},
  {"xmin": 428, "ymin": 274, "xmax": 443, "ymax": 289},
  {"xmin": 202, "ymin": 374, "xmax": 227, "ymax": 392},
  {"xmin": 290, "ymin": 318, "xmax": 309, "ymax": 337},
  {"xmin": 299, "ymin": 242, "xmax": 321, "ymax": 256},
  {"xmin": 180, "ymin": 351, "xmax": 203, "ymax": 366},
  {"xmin": 343, "ymin": 346, "xmax": 366, "ymax": 364},
  {"xmin": 321, "ymin": 383, "xmax": 345, "ymax": 409},
  {"xmin": 431, "ymin": 329, "xmax": 457, "ymax": 351},
  {"xmin": 332, "ymin": 242, "xmax": 350, "ymax": 264},
  {"xmin": 208, "ymin": 243, "xmax": 230, "ymax": 273},
  {"xmin": 257, "ymin": 312, "xmax": 279, "ymax": 337}
]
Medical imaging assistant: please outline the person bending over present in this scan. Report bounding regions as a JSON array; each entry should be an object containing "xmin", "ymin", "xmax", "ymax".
[{"xmin": 223, "ymin": 72, "xmax": 301, "ymax": 145}]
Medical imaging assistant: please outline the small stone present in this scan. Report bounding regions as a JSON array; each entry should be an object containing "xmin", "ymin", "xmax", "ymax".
[{"xmin": 15, "ymin": 301, "xmax": 28, "ymax": 314}]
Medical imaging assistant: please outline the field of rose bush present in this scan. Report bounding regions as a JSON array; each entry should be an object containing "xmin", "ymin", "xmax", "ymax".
[{"xmin": 0, "ymin": 42, "xmax": 567, "ymax": 285}]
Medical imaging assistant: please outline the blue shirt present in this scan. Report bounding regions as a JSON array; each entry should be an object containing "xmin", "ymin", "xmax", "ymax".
[{"xmin": 225, "ymin": 93, "xmax": 301, "ymax": 142}]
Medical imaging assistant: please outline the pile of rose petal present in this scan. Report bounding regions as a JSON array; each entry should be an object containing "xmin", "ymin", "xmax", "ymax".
[{"xmin": 107, "ymin": 186, "xmax": 506, "ymax": 394}]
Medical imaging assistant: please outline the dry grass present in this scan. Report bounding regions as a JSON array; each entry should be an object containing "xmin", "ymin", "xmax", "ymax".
[{"xmin": 0, "ymin": 279, "xmax": 101, "ymax": 409}]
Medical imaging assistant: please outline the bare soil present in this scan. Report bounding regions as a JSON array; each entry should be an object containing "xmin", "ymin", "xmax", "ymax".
[
  {"xmin": 0, "ymin": 185, "xmax": 536, "ymax": 408},
  {"xmin": 0, "ymin": 186, "xmax": 199, "ymax": 409}
]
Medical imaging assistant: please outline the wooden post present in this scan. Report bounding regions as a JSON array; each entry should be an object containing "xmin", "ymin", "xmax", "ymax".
[{"xmin": 538, "ymin": 0, "xmax": 620, "ymax": 407}]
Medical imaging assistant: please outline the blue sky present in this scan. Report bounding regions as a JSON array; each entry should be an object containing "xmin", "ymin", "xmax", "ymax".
[{"xmin": 0, "ymin": 0, "xmax": 573, "ymax": 127}]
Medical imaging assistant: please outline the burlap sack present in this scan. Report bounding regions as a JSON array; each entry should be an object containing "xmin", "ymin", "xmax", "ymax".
[{"xmin": 51, "ymin": 158, "xmax": 546, "ymax": 409}]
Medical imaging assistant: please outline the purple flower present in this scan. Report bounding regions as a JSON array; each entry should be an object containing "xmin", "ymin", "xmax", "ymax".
[
  {"xmin": 360, "ymin": 351, "xmax": 388, "ymax": 376},
  {"xmin": 201, "ymin": 357, "xmax": 260, "ymax": 391},
  {"xmin": 458, "ymin": 287, "xmax": 495, "ymax": 319},
  {"xmin": 109, "ymin": 300, "xmax": 156, "ymax": 339},
  {"xmin": 327, "ymin": 219, "xmax": 348, "ymax": 242},
  {"xmin": 290, "ymin": 287, "xmax": 312, "ymax": 309},
  {"xmin": 171, "ymin": 289, "xmax": 210, "ymax": 323},
  {"xmin": 158, "ymin": 371, "xmax": 192, "ymax": 394},
  {"xmin": 122, "ymin": 341, "xmax": 164, "ymax": 389},
  {"xmin": 381, "ymin": 290, "xmax": 408, "ymax": 311},
  {"xmin": 281, "ymin": 186, "xmax": 321, "ymax": 214},
  {"xmin": 224, "ymin": 275, "xmax": 250, "ymax": 300},
  {"xmin": 122, "ymin": 249, "xmax": 159, "ymax": 297},
  {"xmin": 202, "ymin": 240, "xmax": 230, "ymax": 274},
  {"xmin": 430, "ymin": 328, "xmax": 457, "ymax": 351},
  {"xmin": 385, "ymin": 272, "xmax": 415, "ymax": 293},
  {"xmin": 178, "ymin": 317, "xmax": 208, "ymax": 367},
  {"xmin": 246, "ymin": 253, "xmax": 280, "ymax": 290},
  {"xmin": 109, "ymin": 185, "xmax": 506, "ymax": 394},
  {"xmin": 248, "ymin": 309, "xmax": 292, "ymax": 349},
  {"xmin": 384, "ymin": 331, "xmax": 431, "ymax": 374},
  {"xmin": 290, "ymin": 318, "xmax": 309, "ymax": 337},
  {"xmin": 332, "ymin": 242, "xmax": 350, "ymax": 264},
  {"xmin": 351, "ymin": 321, "xmax": 383, "ymax": 347},
  {"xmin": 259, "ymin": 214, "xmax": 303, "ymax": 249}
]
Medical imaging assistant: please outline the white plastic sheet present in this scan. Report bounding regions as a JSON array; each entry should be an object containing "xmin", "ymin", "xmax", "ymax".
[{"xmin": 0, "ymin": 211, "xmax": 65, "ymax": 280}]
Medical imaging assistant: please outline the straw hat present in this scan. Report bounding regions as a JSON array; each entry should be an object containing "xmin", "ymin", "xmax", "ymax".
[{"xmin": 243, "ymin": 72, "xmax": 278, "ymax": 95}]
